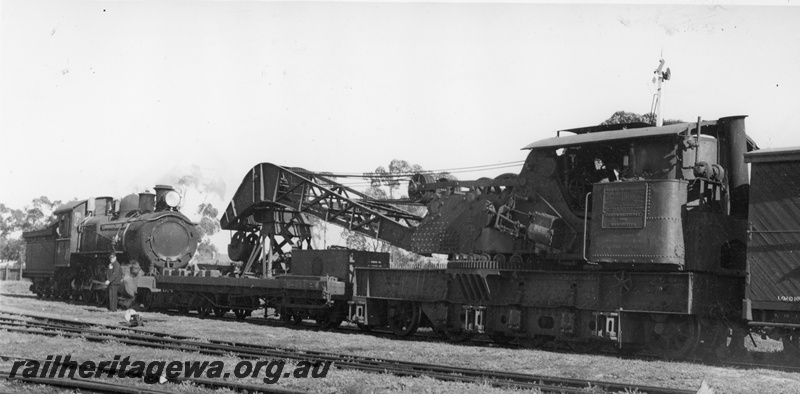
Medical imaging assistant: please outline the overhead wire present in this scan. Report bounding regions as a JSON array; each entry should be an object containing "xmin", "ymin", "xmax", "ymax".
[
  {"xmin": 303, "ymin": 160, "xmax": 526, "ymax": 179},
  {"xmin": 312, "ymin": 160, "xmax": 526, "ymax": 189}
]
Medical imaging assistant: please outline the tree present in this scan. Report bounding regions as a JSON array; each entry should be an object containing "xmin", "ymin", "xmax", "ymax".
[
  {"xmin": 355, "ymin": 160, "xmax": 453, "ymax": 268},
  {"xmin": 0, "ymin": 197, "xmax": 61, "ymax": 262},
  {"xmin": 363, "ymin": 159, "xmax": 424, "ymax": 199},
  {"xmin": 0, "ymin": 203, "xmax": 21, "ymax": 238},
  {"xmin": 0, "ymin": 237, "xmax": 25, "ymax": 263},
  {"xmin": 194, "ymin": 203, "xmax": 220, "ymax": 261},
  {"xmin": 304, "ymin": 214, "xmax": 330, "ymax": 250}
]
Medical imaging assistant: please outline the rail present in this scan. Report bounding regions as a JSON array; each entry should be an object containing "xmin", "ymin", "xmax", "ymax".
[{"xmin": 0, "ymin": 311, "xmax": 698, "ymax": 394}]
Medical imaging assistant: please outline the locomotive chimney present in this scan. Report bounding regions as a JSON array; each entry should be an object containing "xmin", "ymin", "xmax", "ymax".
[
  {"xmin": 154, "ymin": 185, "xmax": 178, "ymax": 211},
  {"xmin": 718, "ymin": 115, "xmax": 749, "ymax": 219},
  {"xmin": 138, "ymin": 190, "xmax": 155, "ymax": 213}
]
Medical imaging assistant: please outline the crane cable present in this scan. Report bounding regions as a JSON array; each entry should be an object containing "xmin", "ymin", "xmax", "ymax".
[{"xmin": 301, "ymin": 160, "xmax": 526, "ymax": 180}]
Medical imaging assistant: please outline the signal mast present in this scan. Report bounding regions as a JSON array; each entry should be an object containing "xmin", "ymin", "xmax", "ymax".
[{"xmin": 651, "ymin": 58, "xmax": 671, "ymax": 126}]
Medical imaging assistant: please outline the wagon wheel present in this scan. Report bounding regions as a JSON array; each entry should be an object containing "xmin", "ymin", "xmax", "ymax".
[
  {"xmin": 280, "ymin": 312, "xmax": 292, "ymax": 323},
  {"xmin": 94, "ymin": 290, "xmax": 107, "ymax": 306},
  {"xmin": 782, "ymin": 331, "xmax": 800, "ymax": 359},
  {"xmin": 387, "ymin": 302, "xmax": 420, "ymax": 337},
  {"xmin": 197, "ymin": 304, "xmax": 211, "ymax": 319},
  {"xmin": 316, "ymin": 315, "xmax": 343, "ymax": 331},
  {"xmin": 213, "ymin": 308, "xmax": 228, "ymax": 318},
  {"xmin": 644, "ymin": 315, "xmax": 701, "ymax": 360},
  {"xmin": 443, "ymin": 328, "xmax": 473, "ymax": 343},
  {"xmin": 695, "ymin": 320, "xmax": 730, "ymax": 361},
  {"xmin": 234, "ymin": 309, "xmax": 248, "ymax": 320},
  {"xmin": 488, "ymin": 332, "xmax": 514, "ymax": 345}
]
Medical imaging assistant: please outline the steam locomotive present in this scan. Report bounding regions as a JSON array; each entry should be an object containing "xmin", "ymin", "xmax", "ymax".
[
  {"xmin": 21, "ymin": 115, "xmax": 800, "ymax": 361},
  {"xmin": 23, "ymin": 185, "xmax": 199, "ymax": 306}
]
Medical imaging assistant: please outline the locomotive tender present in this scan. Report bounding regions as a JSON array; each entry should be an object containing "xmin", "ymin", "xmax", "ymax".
[{"xmin": 20, "ymin": 115, "xmax": 800, "ymax": 361}]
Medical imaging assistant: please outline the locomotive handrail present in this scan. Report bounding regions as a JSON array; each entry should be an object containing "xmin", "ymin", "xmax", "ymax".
[{"xmin": 583, "ymin": 192, "xmax": 596, "ymax": 264}]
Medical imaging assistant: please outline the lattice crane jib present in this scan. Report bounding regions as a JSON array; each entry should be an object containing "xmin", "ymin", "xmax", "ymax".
[{"xmin": 221, "ymin": 163, "xmax": 423, "ymax": 257}]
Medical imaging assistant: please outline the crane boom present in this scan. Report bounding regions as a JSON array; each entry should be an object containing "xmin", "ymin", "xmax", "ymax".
[{"xmin": 220, "ymin": 163, "xmax": 423, "ymax": 250}]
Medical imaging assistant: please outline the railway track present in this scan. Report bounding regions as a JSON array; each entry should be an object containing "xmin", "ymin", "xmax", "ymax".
[
  {"xmin": 0, "ymin": 368, "xmax": 174, "ymax": 394},
  {"xmin": 0, "ymin": 354, "xmax": 306, "ymax": 394},
  {"xmin": 0, "ymin": 311, "xmax": 697, "ymax": 394},
  {"xmin": 6, "ymin": 292, "xmax": 800, "ymax": 375}
]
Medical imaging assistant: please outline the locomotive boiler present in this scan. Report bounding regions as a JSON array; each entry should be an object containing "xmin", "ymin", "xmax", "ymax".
[{"xmin": 24, "ymin": 185, "xmax": 199, "ymax": 305}]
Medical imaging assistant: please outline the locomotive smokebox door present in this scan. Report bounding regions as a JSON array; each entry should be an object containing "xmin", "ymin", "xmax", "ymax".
[{"xmin": 589, "ymin": 180, "xmax": 687, "ymax": 266}]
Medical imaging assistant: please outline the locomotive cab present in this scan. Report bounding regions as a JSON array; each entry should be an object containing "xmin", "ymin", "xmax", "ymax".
[{"xmin": 53, "ymin": 199, "xmax": 91, "ymax": 266}]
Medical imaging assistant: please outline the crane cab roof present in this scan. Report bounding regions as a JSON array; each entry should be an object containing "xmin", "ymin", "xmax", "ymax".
[{"xmin": 523, "ymin": 117, "xmax": 758, "ymax": 151}]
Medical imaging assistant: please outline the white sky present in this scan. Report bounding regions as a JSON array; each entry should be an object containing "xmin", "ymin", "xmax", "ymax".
[{"xmin": 2, "ymin": 1, "xmax": 800, "ymax": 245}]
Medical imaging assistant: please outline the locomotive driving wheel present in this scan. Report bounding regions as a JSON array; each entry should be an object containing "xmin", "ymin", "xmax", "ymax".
[
  {"xmin": 94, "ymin": 290, "xmax": 107, "ymax": 306},
  {"xmin": 387, "ymin": 301, "xmax": 420, "ymax": 337},
  {"xmin": 140, "ymin": 290, "xmax": 154, "ymax": 311},
  {"xmin": 81, "ymin": 289, "xmax": 94, "ymax": 303},
  {"xmin": 643, "ymin": 314, "xmax": 701, "ymax": 360}
]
